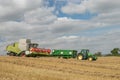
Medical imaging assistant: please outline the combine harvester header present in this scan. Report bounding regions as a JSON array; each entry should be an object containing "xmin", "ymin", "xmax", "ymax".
[{"xmin": 6, "ymin": 39, "xmax": 51, "ymax": 57}]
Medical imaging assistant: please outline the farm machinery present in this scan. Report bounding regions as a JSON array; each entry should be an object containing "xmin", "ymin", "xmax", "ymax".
[
  {"xmin": 6, "ymin": 39, "xmax": 51, "ymax": 57},
  {"xmin": 6, "ymin": 39, "xmax": 97, "ymax": 61},
  {"xmin": 77, "ymin": 49, "xmax": 97, "ymax": 61}
]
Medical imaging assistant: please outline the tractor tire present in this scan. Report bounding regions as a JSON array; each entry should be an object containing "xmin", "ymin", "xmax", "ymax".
[
  {"xmin": 7, "ymin": 52, "xmax": 16, "ymax": 56},
  {"xmin": 77, "ymin": 54, "xmax": 83, "ymax": 60},
  {"xmin": 19, "ymin": 51, "xmax": 26, "ymax": 57},
  {"xmin": 7, "ymin": 53, "xmax": 11, "ymax": 56},
  {"xmin": 88, "ymin": 57, "xmax": 93, "ymax": 61}
]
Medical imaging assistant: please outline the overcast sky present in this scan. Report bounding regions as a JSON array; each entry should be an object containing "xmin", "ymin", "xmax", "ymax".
[{"xmin": 0, "ymin": 0, "xmax": 120, "ymax": 55}]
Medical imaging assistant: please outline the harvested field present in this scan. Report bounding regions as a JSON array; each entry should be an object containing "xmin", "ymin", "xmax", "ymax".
[{"xmin": 0, "ymin": 56, "xmax": 120, "ymax": 80}]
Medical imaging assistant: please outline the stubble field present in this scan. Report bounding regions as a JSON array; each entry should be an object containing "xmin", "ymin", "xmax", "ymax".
[{"xmin": 0, "ymin": 56, "xmax": 120, "ymax": 80}]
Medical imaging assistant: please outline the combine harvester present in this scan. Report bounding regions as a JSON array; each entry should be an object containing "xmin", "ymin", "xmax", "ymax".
[{"xmin": 6, "ymin": 39, "xmax": 97, "ymax": 61}]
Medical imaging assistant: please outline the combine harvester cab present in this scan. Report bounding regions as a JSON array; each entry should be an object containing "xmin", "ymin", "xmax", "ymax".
[{"xmin": 6, "ymin": 39, "xmax": 51, "ymax": 57}]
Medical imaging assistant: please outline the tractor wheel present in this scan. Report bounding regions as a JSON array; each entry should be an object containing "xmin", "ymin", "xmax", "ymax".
[
  {"xmin": 77, "ymin": 54, "xmax": 83, "ymax": 60},
  {"xmin": 88, "ymin": 57, "xmax": 93, "ymax": 61},
  {"xmin": 7, "ymin": 52, "xmax": 11, "ymax": 56},
  {"xmin": 7, "ymin": 52, "xmax": 16, "ymax": 56},
  {"xmin": 20, "ymin": 51, "xmax": 26, "ymax": 57}
]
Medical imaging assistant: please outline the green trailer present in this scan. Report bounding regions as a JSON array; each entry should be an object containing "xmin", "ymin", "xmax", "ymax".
[{"xmin": 51, "ymin": 49, "xmax": 77, "ymax": 59}]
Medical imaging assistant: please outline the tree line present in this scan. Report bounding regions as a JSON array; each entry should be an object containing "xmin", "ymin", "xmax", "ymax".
[{"xmin": 94, "ymin": 48, "xmax": 120, "ymax": 56}]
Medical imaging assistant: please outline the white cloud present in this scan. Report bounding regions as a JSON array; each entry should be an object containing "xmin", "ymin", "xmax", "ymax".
[
  {"xmin": 67, "ymin": 0, "xmax": 82, "ymax": 3},
  {"xmin": 62, "ymin": 3, "xmax": 86, "ymax": 14},
  {"xmin": 62, "ymin": 0, "xmax": 120, "ymax": 27},
  {"xmin": 0, "ymin": 0, "xmax": 43, "ymax": 22},
  {"xmin": 62, "ymin": 0, "xmax": 120, "ymax": 14},
  {"xmin": 57, "ymin": 35, "xmax": 78, "ymax": 40},
  {"xmin": 24, "ymin": 8, "xmax": 57, "ymax": 24},
  {"xmin": 0, "ymin": 0, "xmax": 120, "ymax": 55},
  {"xmin": 13, "ymin": 0, "xmax": 27, "ymax": 8},
  {"xmin": 86, "ymin": 0, "xmax": 120, "ymax": 14},
  {"xmin": 62, "ymin": 0, "xmax": 120, "ymax": 25}
]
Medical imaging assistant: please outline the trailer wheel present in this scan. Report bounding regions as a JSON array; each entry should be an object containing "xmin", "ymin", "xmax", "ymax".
[
  {"xmin": 77, "ymin": 54, "xmax": 83, "ymax": 60},
  {"xmin": 58, "ymin": 56, "xmax": 64, "ymax": 59},
  {"xmin": 88, "ymin": 57, "xmax": 93, "ymax": 61}
]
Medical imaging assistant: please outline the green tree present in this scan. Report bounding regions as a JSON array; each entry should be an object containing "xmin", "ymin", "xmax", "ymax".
[{"xmin": 111, "ymin": 48, "xmax": 120, "ymax": 56}]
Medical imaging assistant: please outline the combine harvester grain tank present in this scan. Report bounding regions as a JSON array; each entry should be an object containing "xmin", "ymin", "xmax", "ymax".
[{"xmin": 6, "ymin": 39, "xmax": 97, "ymax": 61}]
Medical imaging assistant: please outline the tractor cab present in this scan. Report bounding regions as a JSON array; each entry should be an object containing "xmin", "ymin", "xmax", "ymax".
[
  {"xmin": 80, "ymin": 49, "xmax": 89, "ymax": 59},
  {"xmin": 77, "ymin": 49, "xmax": 97, "ymax": 61}
]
